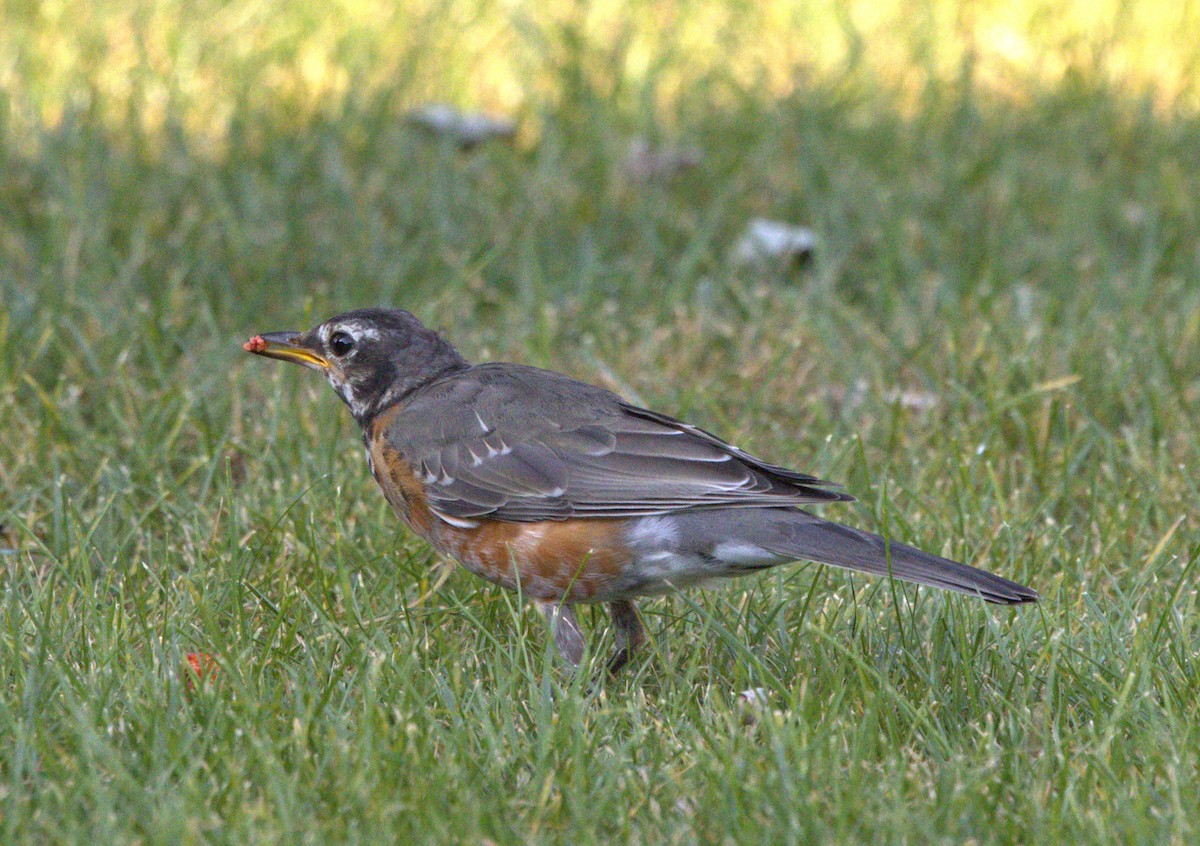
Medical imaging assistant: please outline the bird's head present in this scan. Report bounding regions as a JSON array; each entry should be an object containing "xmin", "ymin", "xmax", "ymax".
[{"xmin": 244, "ymin": 308, "xmax": 468, "ymax": 424}]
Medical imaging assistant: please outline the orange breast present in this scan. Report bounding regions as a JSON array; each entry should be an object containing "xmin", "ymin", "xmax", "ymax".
[
  {"xmin": 366, "ymin": 412, "xmax": 436, "ymax": 536},
  {"xmin": 365, "ymin": 413, "xmax": 633, "ymax": 602},
  {"xmin": 433, "ymin": 517, "xmax": 634, "ymax": 602}
]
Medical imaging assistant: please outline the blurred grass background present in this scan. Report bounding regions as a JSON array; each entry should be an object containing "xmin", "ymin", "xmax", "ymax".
[{"xmin": 1, "ymin": 1, "xmax": 1199, "ymax": 843}]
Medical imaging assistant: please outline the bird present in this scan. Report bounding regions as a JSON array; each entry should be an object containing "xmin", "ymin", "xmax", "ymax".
[{"xmin": 244, "ymin": 308, "xmax": 1038, "ymax": 672}]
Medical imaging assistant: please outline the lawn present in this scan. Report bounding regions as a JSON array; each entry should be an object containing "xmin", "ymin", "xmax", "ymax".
[{"xmin": 2, "ymin": 1, "xmax": 1199, "ymax": 843}]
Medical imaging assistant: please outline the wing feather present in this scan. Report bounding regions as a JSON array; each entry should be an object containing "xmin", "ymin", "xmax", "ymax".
[{"xmin": 387, "ymin": 364, "xmax": 852, "ymax": 523}]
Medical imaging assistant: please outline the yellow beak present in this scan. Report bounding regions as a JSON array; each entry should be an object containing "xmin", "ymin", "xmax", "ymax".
[{"xmin": 243, "ymin": 332, "xmax": 330, "ymax": 370}]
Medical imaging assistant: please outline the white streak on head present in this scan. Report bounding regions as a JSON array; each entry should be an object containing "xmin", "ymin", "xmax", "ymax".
[
  {"xmin": 330, "ymin": 374, "xmax": 370, "ymax": 418},
  {"xmin": 340, "ymin": 321, "xmax": 380, "ymax": 343},
  {"xmin": 322, "ymin": 320, "xmax": 382, "ymax": 352}
]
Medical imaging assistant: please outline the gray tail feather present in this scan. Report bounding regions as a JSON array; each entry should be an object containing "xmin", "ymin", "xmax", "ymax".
[{"xmin": 760, "ymin": 510, "xmax": 1039, "ymax": 605}]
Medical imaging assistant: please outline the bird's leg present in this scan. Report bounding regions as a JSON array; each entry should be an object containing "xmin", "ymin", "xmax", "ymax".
[
  {"xmin": 537, "ymin": 601, "xmax": 586, "ymax": 666},
  {"xmin": 606, "ymin": 599, "xmax": 645, "ymax": 675}
]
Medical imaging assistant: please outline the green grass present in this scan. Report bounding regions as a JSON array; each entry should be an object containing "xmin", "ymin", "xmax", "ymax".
[{"xmin": 3, "ymin": 2, "xmax": 1200, "ymax": 843}]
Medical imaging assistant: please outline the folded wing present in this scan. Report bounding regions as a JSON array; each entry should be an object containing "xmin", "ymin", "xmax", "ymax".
[{"xmin": 390, "ymin": 364, "xmax": 850, "ymax": 524}]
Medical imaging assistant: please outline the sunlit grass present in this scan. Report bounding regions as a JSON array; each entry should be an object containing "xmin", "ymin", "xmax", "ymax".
[{"xmin": 3, "ymin": 0, "xmax": 1197, "ymax": 143}]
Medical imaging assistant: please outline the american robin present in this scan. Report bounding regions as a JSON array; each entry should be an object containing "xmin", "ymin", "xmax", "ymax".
[{"xmin": 245, "ymin": 308, "xmax": 1037, "ymax": 672}]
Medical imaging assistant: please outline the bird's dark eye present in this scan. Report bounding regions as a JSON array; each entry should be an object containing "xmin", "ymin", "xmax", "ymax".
[{"xmin": 329, "ymin": 331, "xmax": 355, "ymax": 357}]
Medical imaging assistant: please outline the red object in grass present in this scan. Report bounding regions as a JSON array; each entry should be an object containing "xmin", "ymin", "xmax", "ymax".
[
  {"xmin": 183, "ymin": 652, "xmax": 218, "ymax": 692},
  {"xmin": 243, "ymin": 335, "xmax": 268, "ymax": 353}
]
